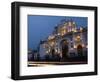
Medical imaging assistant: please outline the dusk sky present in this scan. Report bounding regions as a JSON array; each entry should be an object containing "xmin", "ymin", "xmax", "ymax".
[{"xmin": 28, "ymin": 15, "xmax": 87, "ymax": 50}]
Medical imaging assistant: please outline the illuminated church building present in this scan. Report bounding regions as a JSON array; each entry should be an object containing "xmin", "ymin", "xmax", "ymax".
[{"xmin": 38, "ymin": 20, "xmax": 87, "ymax": 60}]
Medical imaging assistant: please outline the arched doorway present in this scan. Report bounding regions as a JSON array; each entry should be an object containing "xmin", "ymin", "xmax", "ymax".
[
  {"xmin": 60, "ymin": 39, "xmax": 69, "ymax": 59},
  {"xmin": 77, "ymin": 44, "xmax": 83, "ymax": 56}
]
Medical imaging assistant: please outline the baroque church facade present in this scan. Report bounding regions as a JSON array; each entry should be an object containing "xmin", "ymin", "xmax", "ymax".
[{"xmin": 38, "ymin": 19, "xmax": 87, "ymax": 60}]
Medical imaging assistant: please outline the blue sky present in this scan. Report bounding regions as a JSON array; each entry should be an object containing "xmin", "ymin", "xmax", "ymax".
[{"xmin": 28, "ymin": 15, "xmax": 87, "ymax": 50}]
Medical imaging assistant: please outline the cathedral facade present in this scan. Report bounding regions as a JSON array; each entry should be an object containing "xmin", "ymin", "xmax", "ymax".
[{"xmin": 38, "ymin": 20, "xmax": 87, "ymax": 60}]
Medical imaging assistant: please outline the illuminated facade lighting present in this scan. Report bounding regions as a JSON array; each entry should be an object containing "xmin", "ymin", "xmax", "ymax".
[
  {"xmin": 46, "ymin": 51, "xmax": 49, "ymax": 54},
  {"xmin": 38, "ymin": 19, "xmax": 87, "ymax": 59},
  {"xmin": 74, "ymin": 45, "xmax": 77, "ymax": 48},
  {"xmin": 57, "ymin": 33, "xmax": 60, "ymax": 36},
  {"xmin": 82, "ymin": 44, "xmax": 85, "ymax": 47},
  {"xmin": 80, "ymin": 27, "xmax": 83, "ymax": 32},
  {"xmin": 73, "ymin": 22, "xmax": 75, "ymax": 24},
  {"xmin": 48, "ymin": 35, "xmax": 55, "ymax": 40},
  {"xmin": 50, "ymin": 41, "xmax": 55, "ymax": 46},
  {"xmin": 55, "ymin": 49, "xmax": 58, "ymax": 53}
]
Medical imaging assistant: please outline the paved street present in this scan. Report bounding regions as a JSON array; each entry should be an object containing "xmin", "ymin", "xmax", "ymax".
[{"xmin": 28, "ymin": 61, "xmax": 87, "ymax": 67}]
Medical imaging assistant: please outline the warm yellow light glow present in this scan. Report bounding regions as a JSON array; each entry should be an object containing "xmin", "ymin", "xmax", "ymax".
[
  {"xmin": 57, "ymin": 33, "xmax": 60, "ymax": 35},
  {"xmin": 77, "ymin": 35, "xmax": 80, "ymax": 39},
  {"xmin": 72, "ymin": 28, "xmax": 74, "ymax": 31},
  {"xmin": 75, "ymin": 36, "xmax": 81, "ymax": 41},
  {"xmin": 82, "ymin": 44, "xmax": 85, "ymax": 47},
  {"xmin": 61, "ymin": 33, "xmax": 63, "ymax": 36},
  {"xmin": 74, "ymin": 36, "xmax": 81, "ymax": 41},
  {"xmin": 63, "ymin": 29, "xmax": 66, "ymax": 34},
  {"xmin": 50, "ymin": 41, "xmax": 55, "ymax": 46},
  {"xmin": 48, "ymin": 35, "xmax": 55, "ymax": 40},
  {"xmin": 73, "ymin": 28, "xmax": 77, "ymax": 32},
  {"xmin": 74, "ymin": 45, "xmax": 77, "ymax": 48},
  {"xmin": 80, "ymin": 27, "xmax": 83, "ymax": 32},
  {"xmin": 55, "ymin": 49, "xmax": 58, "ymax": 52},
  {"xmin": 61, "ymin": 29, "xmax": 66, "ymax": 36},
  {"xmin": 61, "ymin": 33, "xmax": 64, "ymax": 36},
  {"xmin": 68, "ymin": 22, "xmax": 72, "ymax": 26}
]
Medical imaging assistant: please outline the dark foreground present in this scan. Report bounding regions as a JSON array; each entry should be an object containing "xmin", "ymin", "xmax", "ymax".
[{"xmin": 28, "ymin": 56, "xmax": 87, "ymax": 67}]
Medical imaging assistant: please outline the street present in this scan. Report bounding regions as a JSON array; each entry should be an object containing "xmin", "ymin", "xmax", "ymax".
[{"xmin": 28, "ymin": 61, "xmax": 87, "ymax": 67}]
